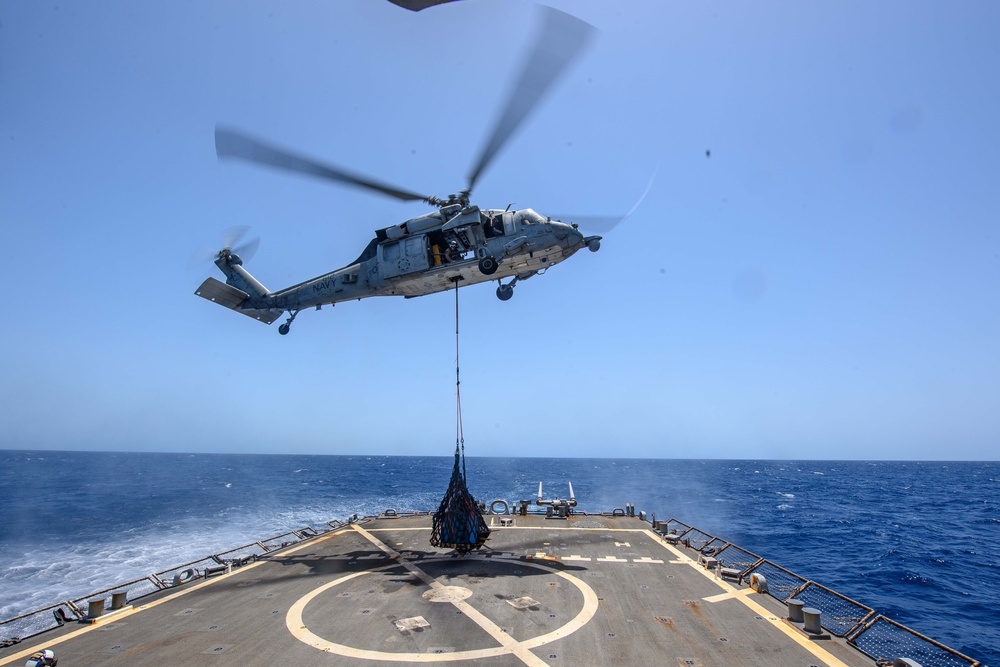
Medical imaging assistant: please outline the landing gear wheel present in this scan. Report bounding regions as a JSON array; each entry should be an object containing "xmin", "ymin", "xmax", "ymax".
[
  {"xmin": 478, "ymin": 256, "xmax": 498, "ymax": 276},
  {"xmin": 278, "ymin": 310, "xmax": 299, "ymax": 336},
  {"xmin": 496, "ymin": 284, "xmax": 514, "ymax": 301}
]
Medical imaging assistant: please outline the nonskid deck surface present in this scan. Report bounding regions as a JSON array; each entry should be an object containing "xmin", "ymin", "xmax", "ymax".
[{"xmin": 1, "ymin": 515, "xmax": 874, "ymax": 667}]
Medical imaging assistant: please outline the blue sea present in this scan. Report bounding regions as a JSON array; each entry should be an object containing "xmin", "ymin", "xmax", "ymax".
[{"xmin": 0, "ymin": 451, "xmax": 997, "ymax": 664}]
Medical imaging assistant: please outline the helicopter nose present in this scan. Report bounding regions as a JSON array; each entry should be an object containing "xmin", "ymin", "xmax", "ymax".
[{"xmin": 564, "ymin": 225, "xmax": 584, "ymax": 246}]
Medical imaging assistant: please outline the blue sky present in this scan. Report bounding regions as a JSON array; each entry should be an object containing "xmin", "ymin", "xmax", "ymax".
[{"xmin": 1, "ymin": 1, "xmax": 998, "ymax": 459}]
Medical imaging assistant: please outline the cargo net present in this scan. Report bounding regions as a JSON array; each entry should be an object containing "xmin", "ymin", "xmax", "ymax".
[
  {"xmin": 429, "ymin": 281, "xmax": 490, "ymax": 554},
  {"xmin": 430, "ymin": 449, "xmax": 490, "ymax": 553},
  {"xmin": 851, "ymin": 616, "xmax": 979, "ymax": 667}
]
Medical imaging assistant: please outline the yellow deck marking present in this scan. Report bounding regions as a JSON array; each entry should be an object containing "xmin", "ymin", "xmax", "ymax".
[
  {"xmin": 0, "ymin": 529, "xmax": 350, "ymax": 667},
  {"xmin": 633, "ymin": 557, "xmax": 664, "ymax": 564},
  {"xmin": 702, "ymin": 588, "xmax": 759, "ymax": 604},
  {"xmin": 642, "ymin": 529, "xmax": 851, "ymax": 667}
]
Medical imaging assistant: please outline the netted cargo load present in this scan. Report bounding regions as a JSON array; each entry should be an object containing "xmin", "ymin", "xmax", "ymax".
[{"xmin": 430, "ymin": 449, "xmax": 490, "ymax": 553}]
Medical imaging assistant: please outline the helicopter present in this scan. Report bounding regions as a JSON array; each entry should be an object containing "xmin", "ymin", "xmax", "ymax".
[{"xmin": 196, "ymin": 7, "xmax": 620, "ymax": 336}]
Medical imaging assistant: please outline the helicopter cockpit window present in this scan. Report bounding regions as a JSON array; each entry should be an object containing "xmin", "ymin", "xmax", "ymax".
[
  {"xmin": 487, "ymin": 216, "xmax": 505, "ymax": 237},
  {"xmin": 521, "ymin": 209, "xmax": 546, "ymax": 226},
  {"xmin": 503, "ymin": 214, "xmax": 517, "ymax": 236}
]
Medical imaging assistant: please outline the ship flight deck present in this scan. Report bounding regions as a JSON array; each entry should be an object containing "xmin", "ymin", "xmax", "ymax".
[{"xmin": 0, "ymin": 513, "xmax": 907, "ymax": 667}]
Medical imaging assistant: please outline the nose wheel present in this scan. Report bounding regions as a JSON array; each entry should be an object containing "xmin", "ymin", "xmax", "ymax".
[
  {"xmin": 496, "ymin": 277, "xmax": 517, "ymax": 301},
  {"xmin": 278, "ymin": 310, "xmax": 300, "ymax": 335}
]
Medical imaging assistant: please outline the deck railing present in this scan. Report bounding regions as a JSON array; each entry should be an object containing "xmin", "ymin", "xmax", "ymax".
[
  {"xmin": 0, "ymin": 521, "xmax": 342, "ymax": 645},
  {"xmin": 653, "ymin": 517, "xmax": 981, "ymax": 667}
]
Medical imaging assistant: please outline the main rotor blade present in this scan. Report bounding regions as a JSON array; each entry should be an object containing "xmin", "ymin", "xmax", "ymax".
[
  {"xmin": 553, "ymin": 166, "xmax": 657, "ymax": 233},
  {"xmin": 466, "ymin": 6, "xmax": 595, "ymax": 193},
  {"xmin": 551, "ymin": 214, "xmax": 623, "ymax": 234},
  {"xmin": 215, "ymin": 126, "xmax": 435, "ymax": 204}
]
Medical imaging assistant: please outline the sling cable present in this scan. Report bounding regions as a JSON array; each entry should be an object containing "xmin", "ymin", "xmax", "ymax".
[{"xmin": 429, "ymin": 279, "xmax": 491, "ymax": 553}]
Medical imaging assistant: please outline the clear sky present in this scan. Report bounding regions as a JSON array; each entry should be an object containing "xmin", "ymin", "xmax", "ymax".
[{"xmin": 2, "ymin": 1, "xmax": 998, "ymax": 460}]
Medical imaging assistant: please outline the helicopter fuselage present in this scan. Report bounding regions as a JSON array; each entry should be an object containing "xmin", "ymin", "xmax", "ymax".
[
  {"xmin": 199, "ymin": 8, "xmax": 605, "ymax": 334},
  {"xmin": 195, "ymin": 206, "xmax": 601, "ymax": 332}
]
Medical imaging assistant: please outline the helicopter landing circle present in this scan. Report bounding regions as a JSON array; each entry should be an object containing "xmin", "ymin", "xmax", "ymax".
[{"xmin": 286, "ymin": 557, "xmax": 599, "ymax": 663}]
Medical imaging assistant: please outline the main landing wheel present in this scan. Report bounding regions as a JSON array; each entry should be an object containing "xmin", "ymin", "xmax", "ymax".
[
  {"xmin": 496, "ymin": 284, "xmax": 514, "ymax": 301},
  {"xmin": 478, "ymin": 256, "xmax": 498, "ymax": 275},
  {"xmin": 278, "ymin": 310, "xmax": 299, "ymax": 335}
]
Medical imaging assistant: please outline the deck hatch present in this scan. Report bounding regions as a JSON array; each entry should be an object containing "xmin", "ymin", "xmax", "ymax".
[{"xmin": 393, "ymin": 616, "xmax": 430, "ymax": 633}]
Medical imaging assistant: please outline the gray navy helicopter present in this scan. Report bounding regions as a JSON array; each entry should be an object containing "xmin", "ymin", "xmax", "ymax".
[{"xmin": 196, "ymin": 7, "xmax": 620, "ymax": 336}]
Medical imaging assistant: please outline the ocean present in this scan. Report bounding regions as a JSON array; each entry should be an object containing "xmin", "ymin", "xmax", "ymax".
[{"xmin": 0, "ymin": 451, "xmax": 996, "ymax": 664}]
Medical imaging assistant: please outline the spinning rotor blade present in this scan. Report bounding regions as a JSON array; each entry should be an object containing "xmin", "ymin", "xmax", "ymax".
[
  {"xmin": 216, "ymin": 126, "xmax": 435, "ymax": 204},
  {"xmin": 388, "ymin": 0, "xmax": 463, "ymax": 10},
  {"xmin": 466, "ymin": 6, "xmax": 595, "ymax": 193},
  {"xmin": 188, "ymin": 226, "xmax": 260, "ymax": 268},
  {"xmin": 552, "ymin": 214, "xmax": 623, "ymax": 234},
  {"xmin": 553, "ymin": 166, "xmax": 657, "ymax": 233},
  {"xmin": 219, "ymin": 225, "xmax": 260, "ymax": 261},
  {"xmin": 222, "ymin": 225, "xmax": 252, "ymax": 251}
]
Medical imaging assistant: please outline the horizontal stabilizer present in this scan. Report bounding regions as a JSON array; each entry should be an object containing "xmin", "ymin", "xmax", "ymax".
[{"xmin": 195, "ymin": 277, "xmax": 282, "ymax": 324}]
